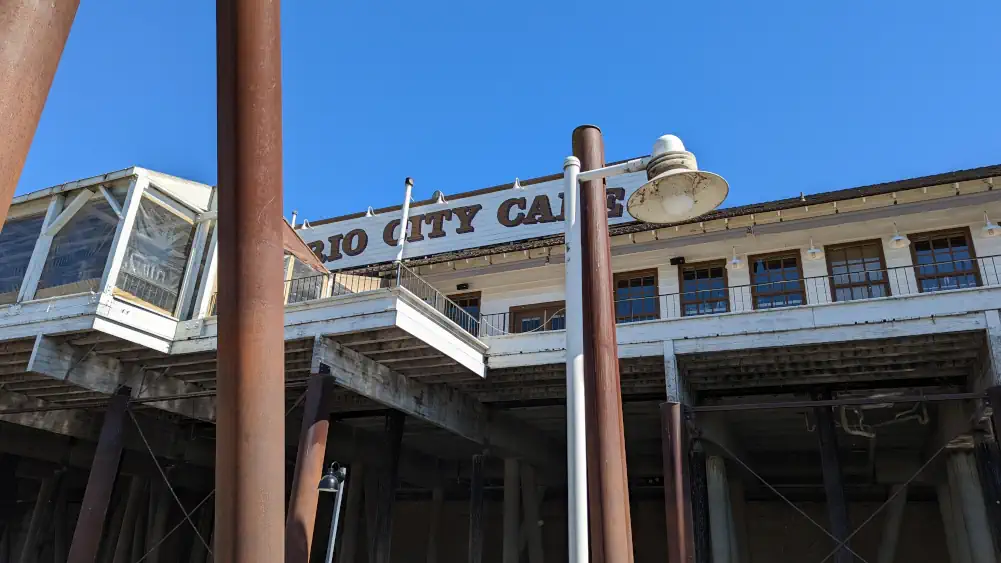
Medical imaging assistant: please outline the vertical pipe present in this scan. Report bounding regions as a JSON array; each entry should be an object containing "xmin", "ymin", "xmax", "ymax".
[
  {"xmin": 340, "ymin": 464, "xmax": 365, "ymax": 563},
  {"xmin": 425, "ymin": 486, "xmax": 444, "ymax": 563},
  {"xmin": 370, "ymin": 412, "xmax": 404, "ymax": 563},
  {"xmin": 705, "ymin": 457, "xmax": 732, "ymax": 563},
  {"xmin": 286, "ymin": 375, "xmax": 334, "ymax": 563},
  {"xmin": 67, "ymin": 393, "xmax": 128, "ymax": 563},
  {"xmin": 563, "ymin": 155, "xmax": 589, "ymax": 563},
  {"xmin": 215, "ymin": 0, "xmax": 286, "ymax": 561},
  {"xmin": 323, "ymin": 467, "xmax": 348, "ymax": 563},
  {"xmin": 813, "ymin": 393, "xmax": 852, "ymax": 563},
  {"xmin": 660, "ymin": 402, "xmax": 695, "ymax": 563},
  {"xmin": 19, "ymin": 475, "xmax": 58, "ymax": 563},
  {"xmin": 503, "ymin": 459, "xmax": 521, "ymax": 563},
  {"xmin": 468, "ymin": 454, "xmax": 485, "ymax": 563},
  {"xmin": 395, "ymin": 178, "xmax": 414, "ymax": 262},
  {"xmin": 573, "ymin": 124, "xmax": 634, "ymax": 563},
  {"xmin": 939, "ymin": 482, "xmax": 972, "ymax": 563},
  {"xmin": 876, "ymin": 485, "xmax": 907, "ymax": 563},
  {"xmin": 0, "ymin": 0, "xmax": 80, "ymax": 220},
  {"xmin": 949, "ymin": 452, "xmax": 994, "ymax": 563}
]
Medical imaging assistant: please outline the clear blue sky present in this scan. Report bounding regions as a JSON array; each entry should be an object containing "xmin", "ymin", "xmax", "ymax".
[{"xmin": 15, "ymin": 0, "xmax": 1001, "ymax": 223}]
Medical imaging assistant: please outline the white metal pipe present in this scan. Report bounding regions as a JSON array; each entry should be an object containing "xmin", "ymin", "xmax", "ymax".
[
  {"xmin": 396, "ymin": 177, "xmax": 414, "ymax": 262},
  {"xmin": 324, "ymin": 467, "xmax": 349, "ymax": 563},
  {"xmin": 562, "ymin": 156, "xmax": 588, "ymax": 563},
  {"xmin": 576, "ymin": 157, "xmax": 649, "ymax": 182}
]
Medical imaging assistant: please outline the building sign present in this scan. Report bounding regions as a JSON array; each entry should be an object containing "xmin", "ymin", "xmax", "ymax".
[{"xmin": 302, "ymin": 171, "xmax": 648, "ymax": 270}]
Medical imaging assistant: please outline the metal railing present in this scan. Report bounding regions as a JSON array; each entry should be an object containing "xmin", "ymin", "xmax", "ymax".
[
  {"xmin": 393, "ymin": 262, "xmax": 482, "ymax": 336},
  {"xmin": 477, "ymin": 254, "xmax": 1001, "ymax": 336},
  {"xmin": 117, "ymin": 271, "xmax": 180, "ymax": 313}
]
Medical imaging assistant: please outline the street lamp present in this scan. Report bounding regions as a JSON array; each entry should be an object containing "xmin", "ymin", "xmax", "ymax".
[
  {"xmin": 562, "ymin": 133, "xmax": 728, "ymax": 563},
  {"xmin": 317, "ymin": 462, "xmax": 348, "ymax": 563}
]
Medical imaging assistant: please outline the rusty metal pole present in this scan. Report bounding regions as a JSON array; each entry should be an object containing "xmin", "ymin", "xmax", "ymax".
[
  {"xmin": 215, "ymin": 0, "xmax": 286, "ymax": 561},
  {"xmin": 67, "ymin": 393, "xmax": 128, "ymax": 563},
  {"xmin": 286, "ymin": 375, "xmax": 334, "ymax": 563},
  {"xmin": 0, "ymin": 1, "xmax": 79, "ymax": 220},
  {"xmin": 573, "ymin": 125, "xmax": 635, "ymax": 563},
  {"xmin": 660, "ymin": 403, "xmax": 695, "ymax": 563}
]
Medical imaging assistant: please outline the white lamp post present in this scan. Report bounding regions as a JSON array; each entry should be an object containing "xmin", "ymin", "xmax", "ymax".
[{"xmin": 562, "ymin": 134, "xmax": 728, "ymax": 563}]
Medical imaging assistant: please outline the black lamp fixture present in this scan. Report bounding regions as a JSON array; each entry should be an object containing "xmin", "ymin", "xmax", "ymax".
[{"xmin": 317, "ymin": 462, "xmax": 346, "ymax": 493}]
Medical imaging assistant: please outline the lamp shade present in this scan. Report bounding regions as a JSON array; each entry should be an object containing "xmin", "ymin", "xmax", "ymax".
[
  {"xmin": 318, "ymin": 463, "xmax": 344, "ymax": 493},
  {"xmin": 626, "ymin": 135, "xmax": 728, "ymax": 224}
]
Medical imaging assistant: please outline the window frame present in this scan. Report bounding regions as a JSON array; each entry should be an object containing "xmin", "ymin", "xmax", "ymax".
[
  {"xmin": 446, "ymin": 291, "xmax": 482, "ymax": 335},
  {"xmin": 908, "ymin": 227, "xmax": 982, "ymax": 293},
  {"xmin": 509, "ymin": 301, "xmax": 566, "ymax": 334},
  {"xmin": 824, "ymin": 239, "xmax": 891, "ymax": 303},
  {"xmin": 748, "ymin": 250, "xmax": 807, "ymax": 311},
  {"xmin": 613, "ymin": 268, "xmax": 661, "ymax": 323},
  {"xmin": 677, "ymin": 259, "xmax": 730, "ymax": 317}
]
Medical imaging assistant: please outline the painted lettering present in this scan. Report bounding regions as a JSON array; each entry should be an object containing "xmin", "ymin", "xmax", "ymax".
[
  {"xmin": 522, "ymin": 195, "xmax": 557, "ymax": 225},
  {"xmin": 424, "ymin": 209, "xmax": 453, "ymax": 239},
  {"xmin": 327, "ymin": 234, "xmax": 344, "ymax": 261},
  {"xmin": 307, "ymin": 240, "xmax": 326, "ymax": 262},
  {"xmin": 383, "ymin": 219, "xmax": 400, "ymax": 246},
  {"xmin": 497, "ymin": 198, "xmax": 526, "ymax": 227},
  {"xmin": 555, "ymin": 193, "xmax": 565, "ymax": 221},
  {"xmin": 453, "ymin": 204, "xmax": 482, "ymax": 234},
  {"xmin": 343, "ymin": 229, "xmax": 368, "ymax": 256},
  {"xmin": 407, "ymin": 214, "xmax": 425, "ymax": 242}
]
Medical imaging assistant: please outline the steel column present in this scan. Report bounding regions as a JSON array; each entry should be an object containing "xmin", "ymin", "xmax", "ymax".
[
  {"xmin": 660, "ymin": 403, "xmax": 695, "ymax": 563},
  {"xmin": 0, "ymin": 0, "xmax": 79, "ymax": 220},
  {"xmin": 573, "ymin": 124, "xmax": 634, "ymax": 563},
  {"xmin": 67, "ymin": 393, "xmax": 129, "ymax": 563},
  {"xmin": 215, "ymin": 0, "xmax": 286, "ymax": 561},
  {"xmin": 813, "ymin": 392, "xmax": 852, "ymax": 563},
  {"xmin": 286, "ymin": 375, "xmax": 335, "ymax": 563}
]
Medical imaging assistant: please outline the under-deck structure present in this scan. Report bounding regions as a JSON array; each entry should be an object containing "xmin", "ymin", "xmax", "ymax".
[{"xmin": 1, "ymin": 163, "xmax": 1001, "ymax": 562}]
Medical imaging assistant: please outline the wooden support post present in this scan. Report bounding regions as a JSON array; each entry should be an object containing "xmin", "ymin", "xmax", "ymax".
[
  {"xmin": 369, "ymin": 412, "xmax": 404, "ymax": 563},
  {"xmin": 68, "ymin": 393, "xmax": 128, "ymax": 563},
  {"xmin": 521, "ymin": 465, "xmax": 545, "ymax": 563},
  {"xmin": 468, "ymin": 454, "xmax": 485, "ymax": 563},
  {"xmin": 661, "ymin": 402, "xmax": 695, "ymax": 563},
  {"xmin": 426, "ymin": 486, "xmax": 444, "ymax": 563},
  {"xmin": 339, "ymin": 464, "xmax": 365, "ymax": 563},
  {"xmin": 938, "ymin": 482, "xmax": 972, "ymax": 563},
  {"xmin": 876, "ymin": 485, "xmax": 907, "ymax": 563},
  {"xmin": 813, "ymin": 392, "xmax": 852, "ymax": 563},
  {"xmin": 146, "ymin": 480, "xmax": 172, "ymax": 563},
  {"xmin": 690, "ymin": 443, "xmax": 711, "ymax": 563},
  {"xmin": 113, "ymin": 478, "xmax": 146, "ymax": 563},
  {"xmin": 948, "ymin": 452, "xmax": 994, "ymax": 563},
  {"xmin": 286, "ymin": 375, "xmax": 334, "ymax": 563},
  {"xmin": 503, "ymin": 458, "xmax": 521, "ymax": 563},
  {"xmin": 705, "ymin": 456, "xmax": 732, "ymax": 563},
  {"xmin": 19, "ymin": 474, "xmax": 58, "ymax": 563}
]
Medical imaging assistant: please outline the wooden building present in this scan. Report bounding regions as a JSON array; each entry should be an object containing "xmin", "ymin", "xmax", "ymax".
[{"xmin": 0, "ymin": 161, "xmax": 1000, "ymax": 562}]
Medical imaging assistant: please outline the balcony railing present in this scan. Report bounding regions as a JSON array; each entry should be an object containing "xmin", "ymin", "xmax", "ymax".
[{"xmin": 477, "ymin": 255, "xmax": 1001, "ymax": 336}]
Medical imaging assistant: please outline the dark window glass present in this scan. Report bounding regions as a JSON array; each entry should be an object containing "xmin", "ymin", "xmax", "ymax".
[
  {"xmin": 0, "ymin": 215, "xmax": 45, "ymax": 304},
  {"xmin": 614, "ymin": 270, "xmax": 659, "ymax": 323},
  {"xmin": 750, "ymin": 252, "xmax": 805, "ymax": 309},
  {"xmin": 447, "ymin": 293, "xmax": 481, "ymax": 335},
  {"xmin": 911, "ymin": 230, "xmax": 980, "ymax": 292},
  {"xmin": 826, "ymin": 241, "xmax": 889, "ymax": 302},
  {"xmin": 511, "ymin": 302, "xmax": 565, "ymax": 334},
  {"xmin": 679, "ymin": 261, "xmax": 728, "ymax": 316}
]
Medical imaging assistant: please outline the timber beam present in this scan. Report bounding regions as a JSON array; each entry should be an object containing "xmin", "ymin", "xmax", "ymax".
[{"xmin": 312, "ymin": 336, "xmax": 564, "ymax": 474}]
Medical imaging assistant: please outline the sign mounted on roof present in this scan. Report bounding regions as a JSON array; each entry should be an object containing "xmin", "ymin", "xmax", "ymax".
[{"xmin": 301, "ymin": 171, "xmax": 648, "ymax": 270}]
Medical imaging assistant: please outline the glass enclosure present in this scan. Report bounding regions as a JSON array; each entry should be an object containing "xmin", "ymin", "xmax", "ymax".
[
  {"xmin": 36, "ymin": 201, "xmax": 118, "ymax": 299},
  {"xmin": 0, "ymin": 215, "xmax": 45, "ymax": 304},
  {"xmin": 115, "ymin": 197, "xmax": 197, "ymax": 314}
]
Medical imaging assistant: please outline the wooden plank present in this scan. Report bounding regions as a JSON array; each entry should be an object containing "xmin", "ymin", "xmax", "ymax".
[
  {"xmin": 468, "ymin": 454, "xmax": 485, "ymax": 563},
  {"xmin": 18, "ymin": 474, "xmax": 58, "ymax": 562},
  {"xmin": 43, "ymin": 188, "xmax": 94, "ymax": 236},
  {"xmin": 98, "ymin": 176, "xmax": 146, "ymax": 294},
  {"xmin": 370, "ymin": 412, "xmax": 404, "ymax": 563},
  {"xmin": 16, "ymin": 195, "xmax": 63, "ymax": 301},
  {"xmin": 313, "ymin": 337, "xmax": 562, "ymax": 473}
]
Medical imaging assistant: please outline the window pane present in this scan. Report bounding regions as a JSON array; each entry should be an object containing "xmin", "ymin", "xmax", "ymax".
[
  {"xmin": 37, "ymin": 200, "xmax": 119, "ymax": 298},
  {"xmin": 115, "ymin": 198, "xmax": 197, "ymax": 313},
  {"xmin": 0, "ymin": 215, "xmax": 45, "ymax": 304}
]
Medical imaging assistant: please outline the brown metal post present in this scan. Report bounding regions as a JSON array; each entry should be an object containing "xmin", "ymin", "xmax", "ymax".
[
  {"xmin": 215, "ymin": 0, "xmax": 286, "ymax": 561},
  {"xmin": 573, "ymin": 124, "xmax": 635, "ymax": 563},
  {"xmin": 67, "ymin": 393, "xmax": 129, "ymax": 563},
  {"xmin": 813, "ymin": 392, "xmax": 852, "ymax": 563},
  {"xmin": 660, "ymin": 403, "xmax": 696, "ymax": 563},
  {"xmin": 286, "ymin": 375, "xmax": 334, "ymax": 563},
  {"xmin": 0, "ymin": 0, "xmax": 79, "ymax": 220}
]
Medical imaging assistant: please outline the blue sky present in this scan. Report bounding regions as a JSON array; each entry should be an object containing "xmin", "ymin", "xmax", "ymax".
[{"xmin": 15, "ymin": 0, "xmax": 1001, "ymax": 223}]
